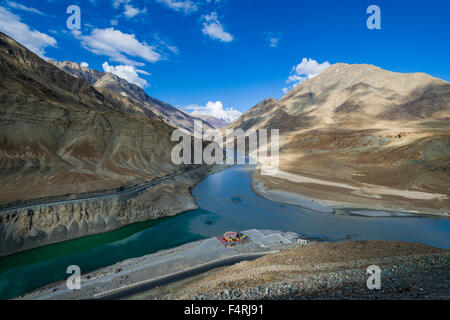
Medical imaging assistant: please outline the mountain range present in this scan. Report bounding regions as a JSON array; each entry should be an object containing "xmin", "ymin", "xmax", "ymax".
[
  {"xmin": 49, "ymin": 60, "xmax": 217, "ymax": 132},
  {"xmin": 191, "ymin": 113, "xmax": 230, "ymax": 129},
  {"xmin": 0, "ymin": 32, "xmax": 186, "ymax": 204},
  {"xmin": 231, "ymin": 63, "xmax": 450, "ymax": 213},
  {"xmin": 1, "ymin": 29, "xmax": 449, "ymax": 214}
]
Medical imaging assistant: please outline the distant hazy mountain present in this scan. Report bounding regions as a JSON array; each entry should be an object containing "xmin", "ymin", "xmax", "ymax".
[
  {"xmin": 0, "ymin": 32, "xmax": 181, "ymax": 203},
  {"xmin": 49, "ymin": 60, "xmax": 215, "ymax": 133},
  {"xmin": 230, "ymin": 63, "xmax": 450, "ymax": 212},
  {"xmin": 191, "ymin": 114, "xmax": 230, "ymax": 129}
]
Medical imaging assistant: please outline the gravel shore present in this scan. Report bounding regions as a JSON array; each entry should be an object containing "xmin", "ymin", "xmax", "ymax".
[
  {"xmin": 19, "ymin": 229, "xmax": 303, "ymax": 300},
  {"xmin": 141, "ymin": 241, "xmax": 449, "ymax": 300}
]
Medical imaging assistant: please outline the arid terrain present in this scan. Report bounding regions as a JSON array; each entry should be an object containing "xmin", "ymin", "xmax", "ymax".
[
  {"xmin": 0, "ymin": 32, "xmax": 184, "ymax": 204},
  {"xmin": 0, "ymin": 32, "xmax": 212, "ymax": 255},
  {"xmin": 230, "ymin": 63, "xmax": 450, "ymax": 214},
  {"xmin": 0, "ymin": 0, "xmax": 448, "ymax": 304},
  {"xmin": 49, "ymin": 60, "xmax": 216, "ymax": 133},
  {"xmin": 191, "ymin": 113, "xmax": 229, "ymax": 129},
  {"xmin": 148, "ymin": 241, "xmax": 449, "ymax": 300}
]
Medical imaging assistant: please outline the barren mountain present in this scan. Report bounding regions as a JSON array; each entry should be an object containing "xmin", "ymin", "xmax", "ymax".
[
  {"xmin": 0, "ymin": 32, "xmax": 182, "ymax": 204},
  {"xmin": 49, "ymin": 60, "xmax": 215, "ymax": 133},
  {"xmin": 230, "ymin": 63, "xmax": 450, "ymax": 214},
  {"xmin": 191, "ymin": 113, "xmax": 229, "ymax": 129}
]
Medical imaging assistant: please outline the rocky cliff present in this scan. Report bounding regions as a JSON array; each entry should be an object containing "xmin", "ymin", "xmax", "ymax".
[{"xmin": 0, "ymin": 166, "xmax": 209, "ymax": 257}]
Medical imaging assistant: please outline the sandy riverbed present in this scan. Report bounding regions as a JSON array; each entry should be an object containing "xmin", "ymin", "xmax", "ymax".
[{"xmin": 252, "ymin": 166, "xmax": 449, "ymax": 217}]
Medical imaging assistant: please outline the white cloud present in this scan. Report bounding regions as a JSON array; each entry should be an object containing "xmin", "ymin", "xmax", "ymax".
[
  {"xmin": 123, "ymin": 4, "xmax": 147, "ymax": 18},
  {"xmin": 76, "ymin": 28, "xmax": 161, "ymax": 66},
  {"xmin": 113, "ymin": 0, "xmax": 130, "ymax": 9},
  {"xmin": 152, "ymin": 34, "xmax": 180, "ymax": 55},
  {"xmin": 102, "ymin": 61, "xmax": 149, "ymax": 88},
  {"xmin": 283, "ymin": 58, "xmax": 330, "ymax": 93},
  {"xmin": 156, "ymin": 0, "xmax": 198, "ymax": 14},
  {"xmin": 0, "ymin": 6, "xmax": 56, "ymax": 57},
  {"xmin": 72, "ymin": 29, "xmax": 81, "ymax": 37},
  {"xmin": 292, "ymin": 58, "xmax": 331, "ymax": 79},
  {"xmin": 184, "ymin": 101, "xmax": 242, "ymax": 123},
  {"xmin": 5, "ymin": 1, "xmax": 45, "ymax": 15},
  {"xmin": 80, "ymin": 62, "xmax": 89, "ymax": 67},
  {"xmin": 201, "ymin": 12, "xmax": 233, "ymax": 42},
  {"xmin": 110, "ymin": 19, "xmax": 118, "ymax": 26}
]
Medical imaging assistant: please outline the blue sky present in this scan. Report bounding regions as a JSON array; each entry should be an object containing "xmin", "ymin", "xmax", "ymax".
[{"xmin": 0, "ymin": 0, "xmax": 449, "ymax": 120}]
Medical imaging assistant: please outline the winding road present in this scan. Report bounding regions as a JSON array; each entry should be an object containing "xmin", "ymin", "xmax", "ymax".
[
  {"xmin": 0, "ymin": 164, "xmax": 208, "ymax": 215},
  {"xmin": 94, "ymin": 252, "xmax": 276, "ymax": 300}
]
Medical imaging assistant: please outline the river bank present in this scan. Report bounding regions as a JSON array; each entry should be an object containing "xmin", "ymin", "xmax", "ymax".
[
  {"xmin": 252, "ymin": 166, "xmax": 449, "ymax": 218},
  {"xmin": 0, "ymin": 164, "xmax": 232, "ymax": 258},
  {"xmin": 21, "ymin": 237, "xmax": 449, "ymax": 300},
  {"xmin": 149, "ymin": 240, "xmax": 450, "ymax": 300},
  {"xmin": 19, "ymin": 229, "xmax": 306, "ymax": 300}
]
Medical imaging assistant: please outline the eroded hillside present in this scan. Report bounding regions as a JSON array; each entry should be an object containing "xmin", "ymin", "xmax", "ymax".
[
  {"xmin": 230, "ymin": 64, "xmax": 450, "ymax": 213},
  {"xmin": 49, "ymin": 60, "xmax": 215, "ymax": 133},
  {"xmin": 0, "ymin": 32, "xmax": 183, "ymax": 204}
]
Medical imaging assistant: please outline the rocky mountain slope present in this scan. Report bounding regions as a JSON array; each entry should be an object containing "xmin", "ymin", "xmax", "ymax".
[
  {"xmin": 230, "ymin": 63, "xmax": 450, "ymax": 213},
  {"xmin": 191, "ymin": 113, "xmax": 229, "ymax": 129},
  {"xmin": 0, "ymin": 32, "xmax": 185, "ymax": 204},
  {"xmin": 0, "ymin": 32, "xmax": 213, "ymax": 255},
  {"xmin": 49, "ymin": 60, "xmax": 215, "ymax": 133}
]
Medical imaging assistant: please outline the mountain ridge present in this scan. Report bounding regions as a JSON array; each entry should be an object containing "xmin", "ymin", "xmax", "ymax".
[
  {"xmin": 0, "ymin": 31, "xmax": 182, "ymax": 203},
  {"xmin": 0, "ymin": 32, "xmax": 216, "ymax": 255},
  {"xmin": 191, "ymin": 113, "xmax": 230, "ymax": 128},
  {"xmin": 231, "ymin": 63, "xmax": 449, "ymax": 132},
  {"xmin": 49, "ymin": 60, "xmax": 215, "ymax": 132},
  {"xmin": 230, "ymin": 63, "xmax": 450, "ymax": 214}
]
